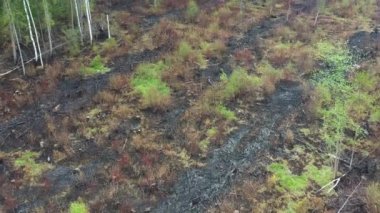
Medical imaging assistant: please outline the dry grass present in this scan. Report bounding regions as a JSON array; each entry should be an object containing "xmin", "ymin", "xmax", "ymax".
[
  {"xmin": 111, "ymin": 104, "xmax": 133, "ymax": 119},
  {"xmin": 366, "ymin": 182, "xmax": 380, "ymax": 213},
  {"xmin": 64, "ymin": 60, "xmax": 82, "ymax": 78},
  {"xmin": 151, "ymin": 19, "xmax": 181, "ymax": 50},
  {"xmin": 94, "ymin": 90, "xmax": 119, "ymax": 105},
  {"xmin": 108, "ymin": 74, "xmax": 129, "ymax": 91},
  {"xmin": 140, "ymin": 87, "xmax": 172, "ymax": 110},
  {"xmin": 284, "ymin": 129, "xmax": 294, "ymax": 144}
]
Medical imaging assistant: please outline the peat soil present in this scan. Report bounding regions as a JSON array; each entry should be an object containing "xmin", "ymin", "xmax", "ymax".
[
  {"xmin": 0, "ymin": 8, "xmax": 285, "ymax": 212},
  {"xmin": 2, "ymin": 3, "xmax": 377, "ymax": 212},
  {"xmin": 154, "ymin": 80, "xmax": 304, "ymax": 212}
]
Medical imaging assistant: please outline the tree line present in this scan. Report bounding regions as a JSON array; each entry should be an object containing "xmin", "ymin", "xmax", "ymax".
[{"xmin": 0, "ymin": 0, "xmax": 100, "ymax": 74}]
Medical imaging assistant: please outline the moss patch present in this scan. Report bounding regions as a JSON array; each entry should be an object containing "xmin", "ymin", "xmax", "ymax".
[
  {"xmin": 14, "ymin": 151, "xmax": 51, "ymax": 181},
  {"xmin": 81, "ymin": 55, "xmax": 110, "ymax": 75},
  {"xmin": 69, "ymin": 200, "xmax": 89, "ymax": 213},
  {"xmin": 131, "ymin": 61, "xmax": 171, "ymax": 108}
]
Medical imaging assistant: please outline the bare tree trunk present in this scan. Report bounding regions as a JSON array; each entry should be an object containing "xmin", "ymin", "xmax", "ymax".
[
  {"xmin": 333, "ymin": 142, "xmax": 341, "ymax": 177},
  {"xmin": 106, "ymin": 14, "xmax": 111, "ymax": 39},
  {"xmin": 25, "ymin": 0, "xmax": 44, "ymax": 67},
  {"xmin": 13, "ymin": 25, "xmax": 25, "ymax": 75},
  {"xmin": 85, "ymin": 0, "xmax": 93, "ymax": 44},
  {"xmin": 43, "ymin": 0, "xmax": 53, "ymax": 55},
  {"xmin": 74, "ymin": 0, "xmax": 83, "ymax": 42},
  {"xmin": 5, "ymin": 0, "xmax": 25, "ymax": 74},
  {"xmin": 286, "ymin": 0, "xmax": 291, "ymax": 21},
  {"xmin": 23, "ymin": 0, "xmax": 38, "ymax": 62},
  {"xmin": 10, "ymin": 25, "xmax": 17, "ymax": 64},
  {"xmin": 314, "ymin": 10, "xmax": 320, "ymax": 26}
]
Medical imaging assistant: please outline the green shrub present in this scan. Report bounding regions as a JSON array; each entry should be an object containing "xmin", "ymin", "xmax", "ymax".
[
  {"xmin": 63, "ymin": 29, "xmax": 81, "ymax": 56},
  {"xmin": 206, "ymin": 127, "xmax": 218, "ymax": 138},
  {"xmin": 81, "ymin": 55, "xmax": 110, "ymax": 75},
  {"xmin": 222, "ymin": 68, "xmax": 262, "ymax": 100},
  {"xmin": 268, "ymin": 162, "xmax": 334, "ymax": 197},
  {"xmin": 216, "ymin": 105, "xmax": 237, "ymax": 121},
  {"xmin": 14, "ymin": 151, "xmax": 51, "ymax": 180},
  {"xmin": 353, "ymin": 72, "xmax": 377, "ymax": 92},
  {"xmin": 178, "ymin": 41, "xmax": 192, "ymax": 59},
  {"xmin": 267, "ymin": 162, "xmax": 308, "ymax": 196},
  {"xmin": 131, "ymin": 61, "xmax": 171, "ymax": 109},
  {"xmin": 69, "ymin": 200, "xmax": 89, "ymax": 213},
  {"xmin": 199, "ymin": 139, "xmax": 210, "ymax": 153},
  {"xmin": 176, "ymin": 41, "xmax": 208, "ymax": 68},
  {"xmin": 304, "ymin": 164, "xmax": 334, "ymax": 187},
  {"xmin": 314, "ymin": 41, "xmax": 351, "ymax": 71},
  {"xmin": 370, "ymin": 108, "xmax": 380, "ymax": 123},
  {"xmin": 186, "ymin": 0, "xmax": 199, "ymax": 20}
]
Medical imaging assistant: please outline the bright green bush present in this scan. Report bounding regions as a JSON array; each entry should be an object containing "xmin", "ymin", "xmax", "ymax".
[
  {"xmin": 304, "ymin": 164, "xmax": 334, "ymax": 187},
  {"xmin": 268, "ymin": 162, "xmax": 334, "ymax": 196},
  {"xmin": 216, "ymin": 105, "xmax": 237, "ymax": 121},
  {"xmin": 267, "ymin": 162, "xmax": 308, "ymax": 196},
  {"xmin": 131, "ymin": 61, "xmax": 171, "ymax": 109},
  {"xmin": 81, "ymin": 55, "xmax": 110, "ymax": 75},
  {"xmin": 69, "ymin": 200, "xmax": 89, "ymax": 213},
  {"xmin": 314, "ymin": 41, "xmax": 351, "ymax": 71},
  {"xmin": 222, "ymin": 68, "xmax": 262, "ymax": 100}
]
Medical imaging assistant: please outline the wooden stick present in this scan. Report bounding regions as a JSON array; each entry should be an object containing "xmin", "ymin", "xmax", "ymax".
[{"xmin": 337, "ymin": 178, "xmax": 363, "ymax": 213}]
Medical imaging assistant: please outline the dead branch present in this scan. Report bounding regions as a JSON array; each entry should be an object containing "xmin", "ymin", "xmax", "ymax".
[
  {"xmin": 0, "ymin": 42, "xmax": 66, "ymax": 78},
  {"xmin": 337, "ymin": 178, "xmax": 363, "ymax": 213}
]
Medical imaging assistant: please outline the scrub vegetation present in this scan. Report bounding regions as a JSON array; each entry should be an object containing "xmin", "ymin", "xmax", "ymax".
[{"xmin": 0, "ymin": 0, "xmax": 379, "ymax": 212}]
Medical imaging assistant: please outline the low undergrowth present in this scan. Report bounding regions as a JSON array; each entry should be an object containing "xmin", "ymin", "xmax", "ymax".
[
  {"xmin": 81, "ymin": 55, "xmax": 110, "ymax": 76},
  {"xmin": 131, "ymin": 61, "xmax": 171, "ymax": 109},
  {"xmin": 267, "ymin": 161, "xmax": 334, "ymax": 197},
  {"xmin": 310, "ymin": 42, "xmax": 380, "ymax": 175}
]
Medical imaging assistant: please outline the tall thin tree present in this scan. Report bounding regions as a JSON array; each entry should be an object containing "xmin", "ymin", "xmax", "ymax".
[
  {"xmin": 5, "ymin": 0, "xmax": 25, "ymax": 74},
  {"xmin": 25, "ymin": 0, "xmax": 43, "ymax": 67},
  {"xmin": 85, "ymin": 0, "xmax": 93, "ymax": 44},
  {"xmin": 42, "ymin": 0, "xmax": 53, "ymax": 55},
  {"xmin": 23, "ymin": 0, "xmax": 38, "ymax": 62},
  {"xmin": 74, "ymin": 0, "xmax": 83, "ymax": 42}
]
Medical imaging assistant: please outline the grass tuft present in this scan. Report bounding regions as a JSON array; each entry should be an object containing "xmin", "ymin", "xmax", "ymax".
[
  {"xmin": 69, "ymin": 199, "xmax": 89, "ymax": 213},
  {"xmin": 81, "ymin": 55, "xmax": 110, "ymax": 75},
  {"xmin": 131, "ymin": 61, "xmax": 171, "ymax": 109}
]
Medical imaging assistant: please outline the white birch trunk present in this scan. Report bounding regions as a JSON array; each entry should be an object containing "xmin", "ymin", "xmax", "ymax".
[
  {"xmin": 13, "ymin": 25, "xmax": 26, "ymax": 75},
  {"xmin": 25, "ymin": 0, "xmax": 43, "ymax": 67},
  {"xmin": 23, "ymin": 0, "xmax": 38, "ymax": 62},
  {"xmin": 314, "ymin": 10, "xmax": 320, "ymax": 26},
  {"xmin": 85, "ymin": 0, "xmax": 93, "ymax": 44},
  {"xmin": 74, "ymin": 0, "xmax": 84, "ymax": 42},
  {"xmin": 106, "ymin": 14, "xmax": 111, "ymax": 39}
]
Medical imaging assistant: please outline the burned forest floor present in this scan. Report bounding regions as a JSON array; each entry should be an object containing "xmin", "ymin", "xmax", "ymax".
[{"xmin": 1, "ymin": 0, "xmax": 380, "ymax": 212}]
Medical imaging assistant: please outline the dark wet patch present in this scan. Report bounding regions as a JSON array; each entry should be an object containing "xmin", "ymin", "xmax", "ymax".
[
  {"xmin": 153, "ymin": 80, "xmax": 303, "ymax": 212},
  {"xmin": 348, "ymin": 29, "xmax": 380, "ymax": 60}
]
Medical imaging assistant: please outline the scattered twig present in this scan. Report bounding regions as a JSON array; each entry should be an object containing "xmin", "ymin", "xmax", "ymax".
[
  {"xmin": 337, "ymin": 178, "xmax": 363, "ymax": 213},
  {"xmin": 0, "ymin": 42, "xmax": 66, "ymax": 78},
  {"xmin": 317, "ymin": 173, "xmax": 346, "ymax": 194},
  {"xmin": 349, "ymin": 149, "xmax": 354, "ymax": 169},
  {"xmin": 122, "ymin": 138, "xmax": 128, "ymax": 151}
]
